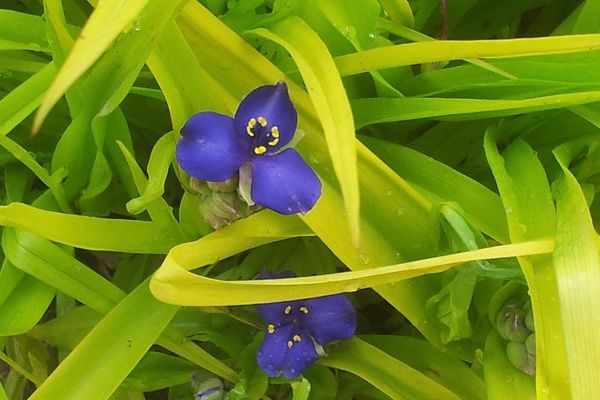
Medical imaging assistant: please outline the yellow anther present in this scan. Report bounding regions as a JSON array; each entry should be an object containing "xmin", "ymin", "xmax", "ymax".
[
  {"xmin": 254, "ymin": 146, "xmax": 267, "ymax": 155},
  {"xmin": 293, "ymin": 334, "xmax": 302, "ymax": 342},
  {"xmin": 284, "ymin": 305, "xmax": 292, "ymax": 314},
  {"xmin": 287, "ymin": 340, "xmax": 293, "ymax": 348},
  {"xmin": 267, "ymin": 138, "xmax": 279, "ymax": 146},
  {"xmin": 270, "ymin": 126, "xmax": 280, "ymax": 138},
  {"xmin": 267, "ymin": 324, "xmax": 275, "ymax": 334},
  {"xmin": 258, "ymin": 116, "xmax": 268, "ymax": 127},
  {"xmin": 246, "ymin": 118, "xmax": 256, "ymax": 137},
  {"xmin": 299, "ymin": 306, "xmax": 309, "ymax": 314}
]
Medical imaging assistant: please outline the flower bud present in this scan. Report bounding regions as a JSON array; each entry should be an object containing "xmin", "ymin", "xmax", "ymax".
[
  {"xmin": 506, "ymin": 341, "xmax": 535, "ymax": 376},
  {"xmin": 496, "ymin": 305, "xmax": 531, "ymax": 343}
]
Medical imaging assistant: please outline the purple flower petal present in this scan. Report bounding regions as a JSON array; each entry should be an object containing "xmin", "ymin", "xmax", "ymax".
[
  {"xmin": 257, "ymin": 325, "xmax": 318, "ymax": 378},
  {"xmin": 177, "ymin": 112, "xmax": 250, "ymax": 182},
  {"xmin": 234, "ymin": 82, "xmax": 297, "ymax": 153},
  {"xmin": 250, "ymin": 148, "xmax": 321, "ymax": 215},
  {"xmin": 256, "ymin": 300, "xmax": 299, "ymax": 327},
  {"xmin": 301, "ymin": 294, "xmax": 357, "ymax": 345}
]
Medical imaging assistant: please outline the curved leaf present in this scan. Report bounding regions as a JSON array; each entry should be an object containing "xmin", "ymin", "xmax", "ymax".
[{"xmin": 251, "ymin": 17, "xmax": 360, "ymax": 244}]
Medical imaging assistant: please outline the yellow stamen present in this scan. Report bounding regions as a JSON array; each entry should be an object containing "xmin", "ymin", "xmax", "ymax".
[
  {"xmin": 246, "ymin": 118, "xmax": 256, "ymax": 137},
  {"xmin": 271, "ymin": 126, "xmax": 280, "ymax": 138},
  {"xmin": 293, "ymin": 334, "xmax": 301, "ymax": 342},
  {"xmin": 267, "ymin": 324, "xmax": 275, "ymax": 334},
  {"xmin": 258, "ymin": 116, "xmax": 268, "ymax": 127},
  {"xmin": 299, "ymin": 306, "xmax": 309, "ymax": 314},
  {"xmin": 284, "ymin": 305, "xmax": 292, "ymax": 314},
  {"xmin": 254, "ymin": 146, "xmax": 267, "ymax": 155},
  {"xmin": 287, "ymin": 340, "xmax": 293, "ymax": 348},
  {"xmin": 267, "ymin": 138, "xmax": 279, "ymax": 146}
]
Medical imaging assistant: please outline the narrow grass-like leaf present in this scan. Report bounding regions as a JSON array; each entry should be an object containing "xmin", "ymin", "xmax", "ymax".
[
  {"xmin": 0, "ymin": 135, "xmax": 70, "ymax": 212},
  {"xmin": 126, "ymin": 132, "xmax": 175, "ymax": 215},
  {"xmin": 33, "ymin": 0, "xmax": 151, "ymax": 129},
  {"xmin": 146, "ymin": 21, "xmax": 231, "ymax": 129},
  {"xmin": 353, "ymin": 92, "xmax": 600, "ymax": 128},
  {"xmin": 0, "ymin": 63, "xmax": 55, "ymax": 137},
  {"xmin": 3, "ymin": 228, "xmax": 124, "ymax": 313},
  {"xmin": 552, "ymin": 143, "xmax": 600, "ymax": 399},
  {"xmin": 0, "ymin": 382, "xmax": 7, "ymax": 400},
  {"xmin": 251, "ymin": 17, "xmax": 360, "ymax": 244},
  {"xmin": 33, "ymin": 0, "xmax": 189, "ymax": 131},
  {"xmin": 122, "ymin": 352, "xmax": 196, "ymax": 392},
  {"xmin": 0, "ymin": 261, "xmax": 55, "ymax": 336},
  {"xmin": 484, "ymin": 132, "xmax": 569, "ymax": 399},
  {"xmin": 319, "ymin": 338, "xmax": 462, "ymax": 400},
  {"xmin": 379, "ymin": 0, "xmax": 415, "ymax": 27},
  {"xmin": 363, "ymin": 137, "xmax": 508, "ymax": 243},
  {"xmin": 150, "ymin": 210, "xmax": 552, "ymax": 306},
  {"xmin": 0, "ymin": 203, "xmax": 184, "ymax": 253},
  {"xmin": 28, "ymin": 281, "xmax": 177, "ymax": 400},
  {"xmin": 0, "ymin": 11, "xmax": 49, "ymax": 52},
  {"xmin": 116, "ymin": 141, "xmax": 184, "ymax": 237},
  {"xmin": 335, "ymin": 34, "xmax": 600, "ymax": 75},
  {"xmin": 363, "ymin": 335, "xmax": 485, "ymax": 400}
]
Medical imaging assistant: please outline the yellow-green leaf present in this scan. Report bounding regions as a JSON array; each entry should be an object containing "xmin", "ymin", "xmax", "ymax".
[
  {"xmin": 251, "ymin": 17, "xmax": 360, "ymax": 245},
  {"xmin": 33, "ymin": 0, "xmax": 156, "ymax": 130}
]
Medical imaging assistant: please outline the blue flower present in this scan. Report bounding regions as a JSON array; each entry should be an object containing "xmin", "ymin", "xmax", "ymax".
[
  {"xmin": 255, "ymin": 274, "xmax": 356, "ymax": 378},
  {"xmin": 176, "ymin": 82, "xmax": 322, "ymax": 215}
]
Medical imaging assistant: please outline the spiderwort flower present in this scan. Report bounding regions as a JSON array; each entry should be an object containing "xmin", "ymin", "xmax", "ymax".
[
  {"xmin": 176, "ymin": 82, "xmax": 321, "ymax": 215},
  {"xmin": 255, "ymin": 276, "xmax": 356, "ymax": 378}
]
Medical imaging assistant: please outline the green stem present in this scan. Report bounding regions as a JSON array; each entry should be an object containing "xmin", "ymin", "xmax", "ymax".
[{"xmin": 0, "ymin": 352, "xmax": 44, "ymax": 387}]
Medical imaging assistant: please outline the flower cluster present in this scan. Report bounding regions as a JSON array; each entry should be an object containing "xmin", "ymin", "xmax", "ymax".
[
  {"xmin": 255, "ymin": 272, "xmax": 356, "ymax": 378},
  {"xmin": 178, "ymin": 85, "xmax": 352, "ymax": 379},
  {"xmin": 176, "ymin": 82, "xmax": 321, "ymax": 218}
]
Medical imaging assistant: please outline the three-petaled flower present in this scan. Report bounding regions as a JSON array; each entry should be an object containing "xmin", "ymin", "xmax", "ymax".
[
  {"xmin": 176, "ymin": 82, "xmax": 321, "ymax": 215},
  {"xmin": 255, "ymin": 275, "xmax": 356, "ymax": 378}
]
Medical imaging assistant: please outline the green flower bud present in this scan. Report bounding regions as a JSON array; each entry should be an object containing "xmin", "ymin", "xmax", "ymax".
[
  {"xmin": 496, "ymin": 305, "xmax": 531, "ymax": 343},
  {"xmin": 193, "ymin": 377, "xmax": 224, "ymax": 400},
  {"xmin": 184, "ymin": 173, "xmax": 261, "ymax": 229},
  {"xmin": 525, "ymin": 306, "xmax": 535, "ymax": 332},
  {"xmin": 506, "ymin": 341, "xmax": 535, "ymax": 376},
  {"xmin": 525, "ymin": 333, "xmax": 536, "ymax": 357}
]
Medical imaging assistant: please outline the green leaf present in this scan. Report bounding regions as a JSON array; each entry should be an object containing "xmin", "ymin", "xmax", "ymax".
[
  {"xmin": 0, "ymin": 260, "xmax": 55, "ymax": 336},
  {"xmin": 0, "ymin": 10, "xmax": 49, "ymax": 52},
  {"xmin": 150, "ymin": 207, "xmax": 552, "ymax": 306},
  {"xmin": 0, "ymin": 63, "xmax": 55, "ymax": 137},
  {"xmin": 28, "ymin": 281, "xmax": 178, "ymax": 400},
  {"xmin": 229, "ymin": 336, "xmax": 267, "ymax": 400},
  {"xmin": 379, "ymin": 0, "xmax": 415, "ymax": 27},
  {"xmin": 125, "ymin": 132, "xmax": 175, "ymax": 215},
  {"xmin": 33, "ymin": 0, "xmax": 160, "ymax": 129},
  {"xmin": 251, "ymin": 16, "xmax": 361, "ymax": 244},
  {"xmin": 483, "ymin": 332, "xmax": 535, "ymax": 400},
  {"xmin": 320, "ymin": 338, "xmax": 462, "ymax": 400},
  {"xmin": 352, "ymin": 92, "xmax": 600, "ymax": 128},
  {"xmin": 552, "ymin": 143, "xmax": 600, "ymax": 399},
  {"xmin": 122, "ymin": 352, "xmax": 197, "ymax": 392},
  {"xmin": 363, "ymin": 335, "xmax": 485, "ymax": 400},
  {"xmin": 0, "ymin": 203, "xmax": 184, "ymax": 254},
  {"xmin": 335, "ymin": 34, "xmax": 600, "ymax": 76},
  {"xmin": 362, "ymin": 136, "xmax": 508, "ymax": 243},
  {"xmin": 291, "ymin": 378, "xmax": 311, "ymax": 400},
  {"xmin": 484, "ymin": 130, "xmax": 569, "ymax": 399}
]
